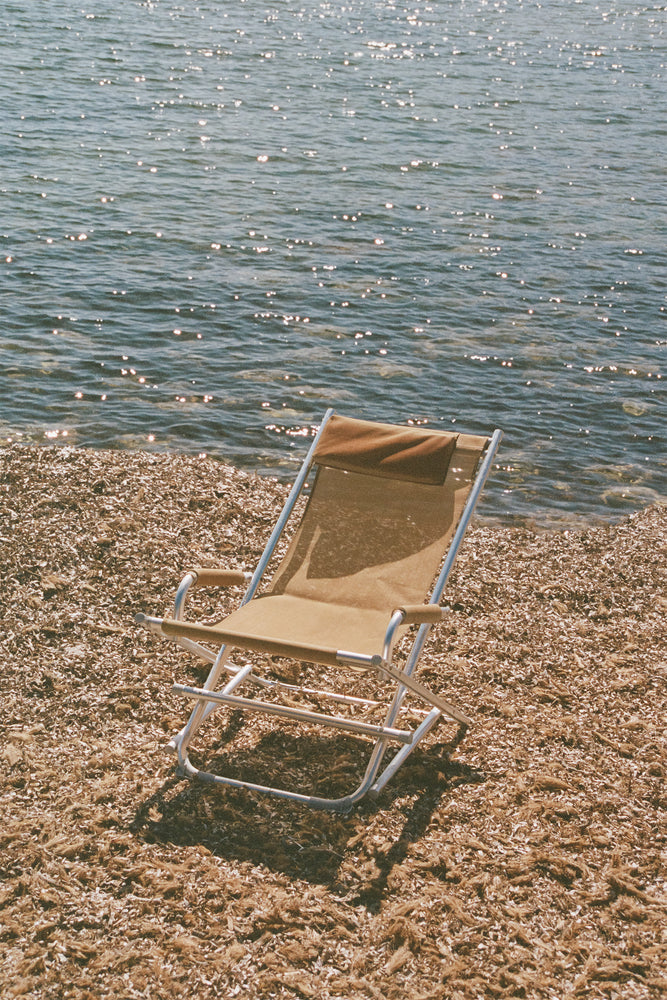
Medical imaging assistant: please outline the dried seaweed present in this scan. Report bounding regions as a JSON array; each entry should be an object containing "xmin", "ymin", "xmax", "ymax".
[{"xmin": 1, "ymin": 444, "xmax": 665, "ymax": 999}]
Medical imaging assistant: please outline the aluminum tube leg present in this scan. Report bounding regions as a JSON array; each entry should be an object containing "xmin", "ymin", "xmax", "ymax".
[
  {"xmin": 174, "ymin": 665, "xmax": 254, "ymax": 773},
  {"xmin": 169, "ymin": 643, "xmax": 233, "ymax": 754},
  {"xmin": 370, "ymin": 708, "xmax": 442, "ymax": 796}
]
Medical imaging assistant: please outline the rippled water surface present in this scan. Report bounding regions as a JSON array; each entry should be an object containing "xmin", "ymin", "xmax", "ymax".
[{"xmin": 2, "ymin": 0, "xmax": 665, "ymax": 524}]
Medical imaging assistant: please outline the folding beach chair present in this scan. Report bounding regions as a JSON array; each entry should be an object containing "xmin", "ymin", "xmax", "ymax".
[{"xmin": 136, "ymin": 410, "xmax": 502, "ymax": 812}]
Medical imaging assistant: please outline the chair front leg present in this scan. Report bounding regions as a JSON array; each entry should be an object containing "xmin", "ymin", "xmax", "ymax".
[{"xmin": 168, "ymin": 642, "xmax": 234, "ymax": 756}]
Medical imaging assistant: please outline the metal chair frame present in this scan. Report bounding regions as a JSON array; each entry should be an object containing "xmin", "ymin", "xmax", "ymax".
[{"xmin": 137, "ymin": 409, "xmax": 502, "ymax": 812}]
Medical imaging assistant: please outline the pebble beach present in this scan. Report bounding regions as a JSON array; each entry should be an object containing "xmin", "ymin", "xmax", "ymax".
[{"xmin": 1, "ymin": 442, "xmax": 666, "ymax": 999}]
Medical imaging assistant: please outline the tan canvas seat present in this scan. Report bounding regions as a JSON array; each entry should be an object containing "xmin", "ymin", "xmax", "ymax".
[{"xmin": 137, "ymin": 410, "xmax": 502, "ymax": 811}]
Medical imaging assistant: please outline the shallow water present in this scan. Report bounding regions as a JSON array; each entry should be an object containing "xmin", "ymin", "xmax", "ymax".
[{"xmin": 2, "ymin": 0, "xmax": 665, "ymax": 525}]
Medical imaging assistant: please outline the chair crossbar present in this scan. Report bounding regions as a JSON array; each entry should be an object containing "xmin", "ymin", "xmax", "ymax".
[
  {"xmin": 255, "ymin": 680, "xmax": 383, "ymax": 710},
  {"xmin": 172, "ymin": 684, "xmax": 414, "ymax": 744}
]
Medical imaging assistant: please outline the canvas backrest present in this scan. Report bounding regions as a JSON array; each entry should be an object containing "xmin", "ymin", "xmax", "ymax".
[{"xmin": 267, "ymin": 416, "xmax": 489, "ymax": 614}]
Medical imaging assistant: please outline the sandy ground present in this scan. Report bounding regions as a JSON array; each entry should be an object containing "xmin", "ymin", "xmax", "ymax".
[{"xmin": 1, "ymin": 443, "xmax": 665, "ymax": 1000}]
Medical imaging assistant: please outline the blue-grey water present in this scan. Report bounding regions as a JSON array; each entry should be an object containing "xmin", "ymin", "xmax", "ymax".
[{"xmin": 2, "ymin": 0, "xmax": 665, "ymax": 525}]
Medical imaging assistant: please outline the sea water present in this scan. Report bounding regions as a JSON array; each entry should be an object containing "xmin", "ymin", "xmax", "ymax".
[{"xmin": 1, "ymin": 0, "xmax": 665, "ymax": 525}]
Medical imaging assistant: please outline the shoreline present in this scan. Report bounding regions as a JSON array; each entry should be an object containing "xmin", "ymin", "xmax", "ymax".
[
  {"xmin": 1, "ymin": 443, "xmax": 665, "ymax": 999},
  {"xmin": 2, "ymin": 438, "xmax": 663, "ymax": 532}
]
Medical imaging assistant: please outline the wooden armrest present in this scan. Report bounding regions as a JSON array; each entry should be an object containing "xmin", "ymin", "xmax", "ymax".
[
  {"xmin": 189, "ymin": 568, "xmax": 247, "ymax": 589},
  {"xmin": 396, "ymin": 604, "xmax": 443, "ymax": 625}
]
